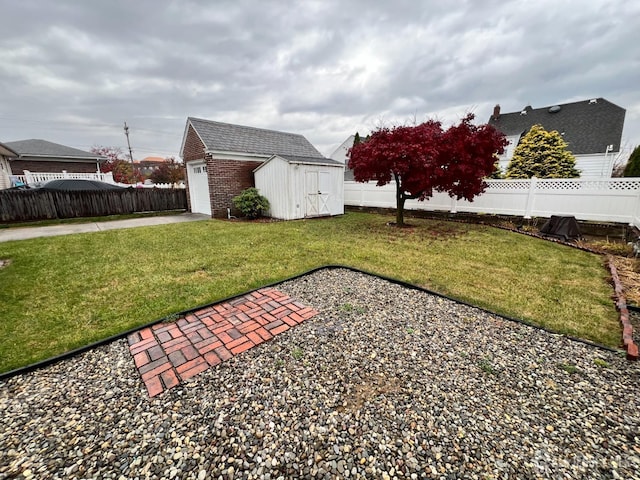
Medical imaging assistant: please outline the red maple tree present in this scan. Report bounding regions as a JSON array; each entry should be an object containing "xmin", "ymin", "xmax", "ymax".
[
  {"xmin": 91, "ymin": 146, "xmax": 142, "ymax": 184},
  {"xmin": 348, "ymin": 114, "xmax": 507, "ymax": 226}
]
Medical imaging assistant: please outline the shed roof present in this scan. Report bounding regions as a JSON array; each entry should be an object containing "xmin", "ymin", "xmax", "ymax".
[
  {"xmin": 186, "ymin": 117, "xmax": 324, "ymax": 158},
  {"xmin": 487, "ymin": 98, "xmax": 625, "ymax": 154},
  {"xmin": 4, "ymin": 139, "xmax": 104, "ymax": 160},
  {"xmin": 278, "ymin": 155, "xmax": 343, "ymax": 166},
  {"xmin": 254, "ymin": 154, "xmax": 343, "ymax": 173}
]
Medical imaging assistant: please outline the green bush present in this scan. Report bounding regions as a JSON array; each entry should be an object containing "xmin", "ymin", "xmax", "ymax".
[
  {"xmin": 623, "ymin": 146, "xmax": 640, "ymax": 177},
  {"xmin": 233, "ymin": 188, "xmax": 270, "ymax": 219},
  {"xmin": 506, "ymin": 124, "xmax": 579, "ymax": 178}
]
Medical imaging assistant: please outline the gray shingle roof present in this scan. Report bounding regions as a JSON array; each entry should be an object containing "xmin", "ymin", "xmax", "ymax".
[
  {"xmin": 0, "ymin": 142, "xmax": 18, "ymax": 157},
  {"xmin": 188, "ymin": 117, "xmax": 324, "ymax": 158},
  {"xmin": 487, "ymin": 98, "xmax": 625, "ymax": 154},
  {"xmin": 4, "ymin": 139, "xmax": 103, "ymax": 159}
]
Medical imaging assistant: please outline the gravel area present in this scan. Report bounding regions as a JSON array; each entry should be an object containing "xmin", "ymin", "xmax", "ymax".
[
  {"xmin": 629, "ymin": 309, "xmax": 640, "ymax": 350},
  {"xmin": 1, "ymin": 268, "xmax": 639, "ymax": 480}
]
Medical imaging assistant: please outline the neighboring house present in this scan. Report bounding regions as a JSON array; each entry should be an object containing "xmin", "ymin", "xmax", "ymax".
[
  {"xmin": 179, "ymin": 117, "xmax": 343, "ymax": 218},
  {"xmin": 255, "ymin": 155, "xmax": 344, "ymax": 220},
  {"xmin": 488, "ymin": 98, "xmax": 626, "ymax": 178},
  {"xmin": 329, "ymin": 135, "xmax": 355, "ymax": 164},
  {"xmin": 135, "ymin": 156, "xmax": 168, "ymax": 177},
  {"xmin": 329, "ymin": 134, "xmax": 358, "ymax": 181},
  {"xmin": 3, "ymin": 139, "xmax": 105, "ymax": 176},
  {"xmin": 0, "ymin": 142, "xmax": 19, "ymax": 190}
]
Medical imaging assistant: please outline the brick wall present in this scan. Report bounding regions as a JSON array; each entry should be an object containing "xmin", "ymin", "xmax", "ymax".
[
  {"xmin": 182, "ymin": 124, "xmax": 207, "ymax": 213},
  {"xmin": 181, "ymin": 123, "xmax": 265, "ymax": 217},
  {"xmin": 10, "ymin": 160, "xmax": 98, "ymax": 175},
  {"xmin": 208, "ymin": 158, "xmax": 263, "ymax": 218},
  {"xmin": 182, "ymin": 125, "xmax": 206, "ymax": 163}
]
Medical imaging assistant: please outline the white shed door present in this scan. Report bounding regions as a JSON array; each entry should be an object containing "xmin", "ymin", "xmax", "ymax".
[
  {"xmin": 187, "ymin": 161, "xmax": 211, "ymax": 216},
  {"xmin": 305, "ymin": 170, "xmax": 331, "ymax": 217}
]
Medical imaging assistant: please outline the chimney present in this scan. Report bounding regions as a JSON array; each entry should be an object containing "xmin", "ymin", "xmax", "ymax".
[{"xmin": 492, "ymin": 104, "xmax": 501, "ymax": 120}]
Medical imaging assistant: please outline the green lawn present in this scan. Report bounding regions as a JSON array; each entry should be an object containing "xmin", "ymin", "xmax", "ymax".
[{"xmin": 0, "ymin": 212, "xmax": 620, "ymax": 373}]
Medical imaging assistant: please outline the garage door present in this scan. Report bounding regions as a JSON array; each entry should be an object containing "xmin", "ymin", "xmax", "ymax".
[{"xmin": 186, "ymin": 161, "xmax": 211, "ymax": 216}]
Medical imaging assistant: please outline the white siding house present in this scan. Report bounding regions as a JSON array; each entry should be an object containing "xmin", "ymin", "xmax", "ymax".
[
  {"xmin": 0, "ymin": 143, "xmax": 17, "ymax": 190},
  {"xmin": 489, "ymin": 98, "xmax": 625, "ymax": 178},
  {"xmin": 254, "ymin": 155, "xmax": 344, "ymax": 220},
  {"xmin": 328, "ymin": 135, "xmax": 354, "ymax": 164}
]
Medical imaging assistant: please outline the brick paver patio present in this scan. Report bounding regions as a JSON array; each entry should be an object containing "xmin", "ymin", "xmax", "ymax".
[{"xmin": 127, "ymin": 287, "xmax": 318, "ymax": 397}]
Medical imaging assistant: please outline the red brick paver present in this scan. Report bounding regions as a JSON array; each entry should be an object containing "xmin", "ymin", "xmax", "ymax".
[{"xmin": 128, "ymin": 288, "xmax": 318, "ymax": 397}]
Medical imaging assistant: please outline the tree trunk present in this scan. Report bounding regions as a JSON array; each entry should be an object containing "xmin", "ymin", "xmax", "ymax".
[{"xmin": 397, "ymin": 195, "xmax": 406, "ymax": 226}]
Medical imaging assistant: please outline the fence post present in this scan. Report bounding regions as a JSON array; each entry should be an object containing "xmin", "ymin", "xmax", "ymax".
[
  {"xmin": 633, "ymin": 187, "xmax": 640, "ymax": 228},
  {"xmin": 524, "ymin": 176, "xmax": 537, "ymax": 219},
  {"xmin": 24, "ymin": 170, "xmax": 33, "ymax": 185},
  {"xmin": 360, "ymin": 183, "xmax": 364, "ymax": 207},
  {"xmin": 450, "ymin": 196, "xmax": 457, "ymax": 214},
  {"xmin": 62, "ymin": 170, "xmax": 68, "ymax": 178}
]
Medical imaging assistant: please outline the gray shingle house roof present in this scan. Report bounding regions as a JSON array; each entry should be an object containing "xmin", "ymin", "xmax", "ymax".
[
  {"xmin": 4, "ymin": 139, "xmax": 104, "ymax": 160},
  {"xmin": 0, "ymin": 142, "xmax": 18, "ymax": 158},
  {"xmin": 187, "ymin": 117, "xmax": 324, "ymax": 158},
  {"xmin": 487, "ymin": 98, "xmax": 625, "ymax": 154}
]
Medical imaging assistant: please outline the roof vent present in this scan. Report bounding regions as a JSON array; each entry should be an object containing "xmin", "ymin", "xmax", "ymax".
[
  {"xmin": 549, "ymin": 105, "xmax": 561, "ymax": 113},
  {"xmin": 589, "ymin": 98, "xmax": 598, "ymax": 104}
]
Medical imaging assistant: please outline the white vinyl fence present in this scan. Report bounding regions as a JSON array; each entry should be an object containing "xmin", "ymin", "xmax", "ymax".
[
  {"xmin": 19, "ymin": 170, "xmax": 115, "ymax": 185},
  {"xmin": 14, "ymin": 171, "xmax": 185, "ymax": 189},
  {"xmin": 345, "ymin": 178, "xmax": 640, "ymax": 228}
]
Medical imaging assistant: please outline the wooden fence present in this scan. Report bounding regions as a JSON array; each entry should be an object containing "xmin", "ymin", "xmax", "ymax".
[{"xmin": 0, "ymin": 188, "xmax": 187, "ymax": 222}]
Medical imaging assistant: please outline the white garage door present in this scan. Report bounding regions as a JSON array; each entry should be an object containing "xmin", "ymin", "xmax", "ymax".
[{"xmin": 186, "ymin": 161, "xmax": 211, "ymax": 216}]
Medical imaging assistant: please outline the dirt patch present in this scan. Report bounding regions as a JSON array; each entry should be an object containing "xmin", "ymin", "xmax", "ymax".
[
  {"xmin": 379, "ymin": 221, "xmax": 468, "ymax": 244},
  {"xmin": 609, "ymin": 256, "xmax": 640, "ymax": 306},
  {"xmin": 337, "ymin": 373, "xmax": 403, "ymax": 413},
  {"xmin": 227, "ymin": 217, "xmax": 283, "ymax": 223}
]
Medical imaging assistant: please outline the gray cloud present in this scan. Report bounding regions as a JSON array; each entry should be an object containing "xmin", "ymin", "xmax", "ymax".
[{"xmin": 0, "ymin": 0, "xmax": 637, "ymax": 159}]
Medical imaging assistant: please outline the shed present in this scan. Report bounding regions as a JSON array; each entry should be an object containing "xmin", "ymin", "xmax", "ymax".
[
  {"xmin": 180, "ymin": 117, "xmax": 328, "ymax": 218},
  {"xmin": 254, "ymin": 155, "xmax": 344, "ymax": 220}
]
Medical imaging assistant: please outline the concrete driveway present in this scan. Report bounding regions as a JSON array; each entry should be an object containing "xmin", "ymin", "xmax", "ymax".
[{"xmin": 0, "ymin": 213, "xmax": 210, "ymax": 242}]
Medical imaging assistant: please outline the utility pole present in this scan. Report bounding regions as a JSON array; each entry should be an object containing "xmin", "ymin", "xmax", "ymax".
[{"xmin": 123, "ymin": 121, "xmax": 134, "ymax": 163}]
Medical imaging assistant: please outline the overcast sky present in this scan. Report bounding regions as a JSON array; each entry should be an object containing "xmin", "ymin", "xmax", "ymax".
[{"xmin": 0, "ymin": 0, "xmax": 638, "ymax": 162}]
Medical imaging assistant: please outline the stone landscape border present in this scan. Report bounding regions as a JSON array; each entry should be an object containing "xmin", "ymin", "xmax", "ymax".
[{"xmin": 608, "ymin": 257, "xmax": 639, "ymax": 360}]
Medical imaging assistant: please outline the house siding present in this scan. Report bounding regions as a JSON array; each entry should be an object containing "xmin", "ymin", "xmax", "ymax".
[
  {"xmin": 255, "ymin": 157, "xmax": 293, "ymax": 219},
  {"xmin": 9, "ymin": 160, "xmax": 98, "ymax": 175},
  {"xmin": 207, "ymin": 158, "xmax": 263, "ymax": 218},
  {"xmin": 499, "ymin": 152, "xmax": 612, "ymax": 178},
  {"xmin": 255, "ymin": 157, "xmax": 345, "ymax": 220},
  {"xmin": 0, "ymin": 156, "xmax": 11, "ymax": 190},
  {"xmin": 574, "ymin": 153, "xmax": 612, "ymax": 178}
]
